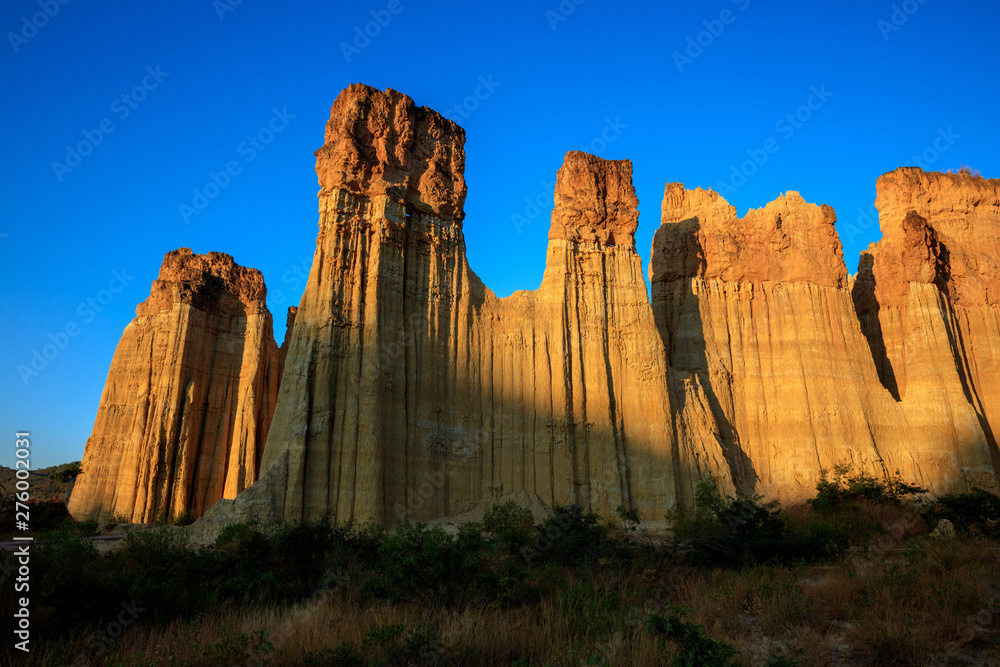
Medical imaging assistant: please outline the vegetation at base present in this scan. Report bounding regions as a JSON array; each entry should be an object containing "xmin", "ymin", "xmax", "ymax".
[
  {"xmin": 809, "ymin": 464, "xmax": 926, "ymax": 511},
  {"xmin": 47, "ymin": 461, "xmax": 83, "ymax": 483},
  {"xmin": 924, "ymin": 487, "xmax": 1000, "ymax": 536},
  {"xmin": 2, "ymin": 465, "xmax": 1000, "ymax": 665},
  {"xmin": 646, "ymin": 608, "xmax": 739, "ymax": 666}
]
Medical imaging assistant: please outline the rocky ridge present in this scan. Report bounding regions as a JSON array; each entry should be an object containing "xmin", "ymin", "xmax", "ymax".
[
  {"xmin": 68, "ymin": 249, "xmax": 285, "ymax": 522},
  {"xmin": 69, "ymin": 85, "xmax": 1000, "ymax": 527}
]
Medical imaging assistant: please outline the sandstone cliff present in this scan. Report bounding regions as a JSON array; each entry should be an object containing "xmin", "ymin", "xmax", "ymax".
[
  {"xmin": 68, "ymin": 249, "xmax": 284, "ymax": 522},
  {"xmin": 75, "ymin": 85, "xmax": 1000, "ymax": 528},
  {"xmin": 257, "ymin": 85, "xmax": 731, "ymax": 524},
  {"xmin": 855, "ymin": 168, "xmax": 1000, "ymax": 490},
  {"xmin": 653, "ymin": 180, "xmax": 998, "ymax": 499}
]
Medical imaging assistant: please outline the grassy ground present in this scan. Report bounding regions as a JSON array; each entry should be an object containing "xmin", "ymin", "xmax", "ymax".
[{"xmin": 3, "ymin": 469, "xmax": 999, "ymax": 666}]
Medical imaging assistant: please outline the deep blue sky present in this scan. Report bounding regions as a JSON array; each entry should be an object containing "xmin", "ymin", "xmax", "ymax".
[{"xmin": 2, "ymin": 0, "xmax": 998, "ymax": 468}]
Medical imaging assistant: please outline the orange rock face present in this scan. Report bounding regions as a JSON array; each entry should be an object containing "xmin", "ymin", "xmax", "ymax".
[
  {"xmin": 855, "ymin": 168, "xmax": 1000, "ymax": 486},
  {"xmin": 548, "ymin": 151, "xmax": 639, "ymax": 246},
  {"xmin": 73, "ymin": 86, "xmax": 1000, "ymax": 528},
  {"xmin": 67, "ymin": 249, "xmax": 285, "ymax": 522},
  {"xmin": 255, "ymin": 85, "xmax": 731, "ymax": 525},
  {"xmin": 655, "ymin": 184, "xmax": 846, "ymax": 287},
  {"xmin": 654, "ymin": 176, "xmax": 998, "ymax": 499}
]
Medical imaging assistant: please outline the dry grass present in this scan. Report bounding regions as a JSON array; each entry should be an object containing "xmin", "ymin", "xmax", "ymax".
[{"xmin": 13, "ymin": 536, "xmax": 999, "ymax": 666}]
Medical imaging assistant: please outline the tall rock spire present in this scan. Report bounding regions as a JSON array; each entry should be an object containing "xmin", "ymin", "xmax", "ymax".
[
  {"xmin": 68, "ymin": 249, "xmax": 283, "ymax": 522},
  {"xmin": 257, "ymin": 86, "xmax": 723, "ymax": 524}
]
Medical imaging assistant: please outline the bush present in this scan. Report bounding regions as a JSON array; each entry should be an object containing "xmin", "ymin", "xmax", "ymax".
[
  {"xmin": 532, "ymin": 504, "xmax": 608, "ymax": 567},
  {"xmin": 668, "ymin": 481, "xmax": 783, "ymax": 566},
  {"xmin": 646, "ymin": 608, "xmax": 738, "ymax": 666},
  {"xmin": 809, "ymin": 464, "xmax": 925, "ymax": 511},
  {"xmin": 668, "ymin": 480, "xmax": 848, "ymax": 566},
  {"xmin": 172, "ymin": 510, "xmax": 195, "ymax": 526},
  {"xmin": 924, "ymin": 488, "xmax": 1000, "ymax": 535},
  {"xmin": 363, "ymin": 521, "xmax": 486, "ymax": 605},
  {"xmin": 48, "ymin": 462, "xmax": 82, "ymax": 483},
  {"xmin": 482, "ymin": 500, "xmax": 535, "ymax": 556}
]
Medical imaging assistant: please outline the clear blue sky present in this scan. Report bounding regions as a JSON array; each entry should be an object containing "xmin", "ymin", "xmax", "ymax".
[{"xmin": 2, "ymin": 0, "xmax": 998, "ymax": 468}]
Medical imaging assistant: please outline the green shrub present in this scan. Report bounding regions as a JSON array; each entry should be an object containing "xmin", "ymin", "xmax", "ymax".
[
  {"xmin": 531, "ymin": 504, "xmax": 608, "ymax": 567},
  {"xmin": 301, "ymin": 641, "xmax": 365, "ymax": 667},
  {"xmin": 111, "ymin": 528, "xmax": 221, "ymax": 620},
  {"xmin": 668, "ymin": 480, "xmax": 848, "ymax": 566},
  {"xmin": 172, "ymin": 510, "xmax": 195, "ymax": 526},
  {"xmin": 483, "ymin": 500, "xmax": 535, "ymax": 555},
  {"xmin": 48, "ymin": 461, "xmax": 82, "ymax": 483},
  {"xmin": 363, "ymin": 521, "xmax": 486, "ymax": 604},
  {"xmin": 646, "ymin": 608, "xmax": 739, "ymax": 666},
  {"xmin": 58, "ymin": 518, "xmax": 100, "ymax": 537},
  {"xmin": 29, "ymin": 532, "xmax": 122, "ymax": 636},
  {"xmin": 668, "ymin": 481, "xmax": 783, "ymax": 566},
  {"xmin": 809, "ymin": 464, "xmax": 925, "ymax": 511},
  {"xmin": 924, "ymin": 488, "xmax": 1000, "ymax": 534}
]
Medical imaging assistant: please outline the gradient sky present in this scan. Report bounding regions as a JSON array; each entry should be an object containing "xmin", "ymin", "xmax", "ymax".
[{"xmin": 2, "ymin": 0, "xmax": 998, "ymax": 468}]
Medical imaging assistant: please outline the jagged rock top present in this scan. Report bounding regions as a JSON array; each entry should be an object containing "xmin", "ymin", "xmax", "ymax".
[
  {"xmin": 137, "ymin": 248, "xmax": 269, "ymax": 317},
  {"xmin": 281, "ymin": 306, "xmax": 298, "ymax": 350},
  {"xmin": 873, "ymin": 167, "xmax": 1000, "ymax": 307},
  {"xmin": 314, "ymin": 83, "xmax": 467, "ymax": 221},
  {"xmin": 651, "ymin": 184, "xmax": 847, "ymax": 288},
  {"xmin": 548, "ymin": 151, "xmax": 639, "ymax": 247}
]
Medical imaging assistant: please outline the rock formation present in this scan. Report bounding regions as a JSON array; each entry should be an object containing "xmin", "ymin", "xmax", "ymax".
[
  {"xmin": 854, "ymin": 168, "xmax": 1000, "ymax": 490},
  {"xmin": 67, "ymin": 249, "xmax": 285, "ymax": 522},
  {"xmin": 652, "ymin": 178, "xmax": 998, "ymax": 500},
  {"xmin": 72, "ymin": 84, "xmax": 1000, "ymax": 529},
  {"xmin": 257, "ymin": 85, "xmax": 731, "ymax": 524},
  {"xmin": 279, "ymin": 306, "xmax": 297, "ymax": 361}
]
